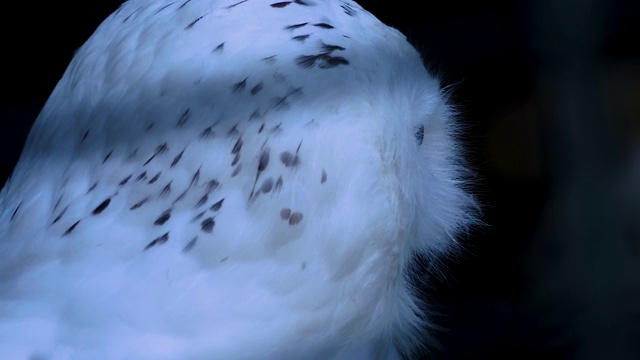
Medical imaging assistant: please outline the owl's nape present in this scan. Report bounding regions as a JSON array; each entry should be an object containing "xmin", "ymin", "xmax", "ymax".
[{"xmin": 0, "ymin": 1, "xmax": 476, "ymax": 359}]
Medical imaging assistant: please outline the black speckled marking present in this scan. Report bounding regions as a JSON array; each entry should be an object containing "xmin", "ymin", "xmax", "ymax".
[
  {"xmin": 154, "ymin": 209, "xmax": 171, "ymax": 225},
  {"xmin": 250, "ymin": 82, "xmax": 264, "ymax": 95},
  {"xmin": 185, "ymin": 14, "xmax": 206, "ymax": 30},
  {"xmin": 213, "ymin": 42, "xmax": 225, "ymax": 54},
  {"xmin": 192, "ymin": 211, "xmax": 206, "ymax": 222},
  {"xmin": 313, "ymin": 23, "xmax": 334, "ymax": 29},
  {"xmin": 340, "ymin": 3, "xmax": 357, "ymax": 16},
  {"xmin": 210, "ymin": 198, "xmax": 224, "ymax": 212},
  {"xmin": 63, "ymin": 220, "xmax": 81, "ymax": 236},
  {"xmin": 321, "ymin": 43, "xmax": 345, "ymax": 52},
  {"xmin": 123, "ymin": 6, "xmax": 142, "ymax": 23},
  {"xmin": 232, "ymin": 137, "xmax": 243, "ymax": 154},
  {"xmin": 159, "ymin": 182, "xmax": 172, "ymax": 198},
  {"xmin": 260, "ymin": 177, "xmax": 274, "ymax": 193},
  {"xmin": 270, "ymin": 1, "xmax": 291, "ymax": 8},
  {"xmin": 258, "ymin": 148, "xmax": 270, "ymax": 172},
  {"xmin": 136, "ymin": 171, "xmax": 147, "ymax": 182},
  {"xmin": 231, "ymin": 163, "xmax": 242, "ymax": 177},
  {"xmin": 196, "ymin": 194, "xmax": 208, "ymax": 208},
  {"xmin": 285, "ymin": 23, "xmax": 307, "ymax": 30},
  {"xmin": 81, "ymin": 130, "xmax": 89, "ymax": 142},
  {"xmin": 171, "ymin": 150, "xmax": 185, "ymax": 168},
  {"xmin": 130, "ymin": 197, "xmax": 150, "ymax": 210},
  {"xmin": 280, "ymin": 208, "xmax": 291, "ymax": 219},
  {"xmin": 204, "ymin": 179, "xmax": 220, "ymax": 193},
  {"xmin": 92, "ymin": 198, "xmax": 111, "ymax": 215},
  {"xmin": 148, "ymin": 172, "xmax": 161, "ymax": 184},
  {"xmin": 275, "ymin": 176, "xmax": 284, "ymax": 192},
  {"xmin": 177, "ymin": 108, "xmax": 191, "ymax": 127},
  {"xmin": 102, "ymin": 150, "xmax": 114, "ymax": 164},
  {"xmin": 183, "ymin": 237, "xmax": 197, "ymax": 252},
  {"xmin": 178, "ymin": 0, "xmax": 191, "ymax": 10},
  {"xmin": 52, "ymin": 206, "xmax": 68, "ymax": 225},
  {"xmin": 296, "ymin": 54, "xmax": 349, "ymax": 69},
  {"xmin": 200, "ymin": 126, "xmax": 215, "ymax": 139},
  {"xmin": 415, "ymin": 125, "xmax": 425, "ymax": 146},
  {"xmin": 258, "ymin": 123, "xmax": 266, "ymax": 133},
  {"xmin": 10, "ymin": 202, "xmax": 21, "ymax": 222},
  {"xmin": 226, "ymin": 0, "xmax": 249, "ymax": 9},
  {"xmin": 232, "ymin": 153, "xmax": 240, "ymax": 166},
  {"xmin": 119, "ymin": 175, "xmax": 132, "ymax": 186},
  {"xmin": 232, "ymin": 78, "xmax": 248, "ymax": 92},
  {"xmin": 280, "ymin": 151, "xmax": 300, "ymax": 168},
  {"xmin": 144, "ymin": 232, "xmax": 169, "ymax": 251},
  {"xmin": 144, "ymin": 143, "xmax": 169, "ymax": 166},
  {"xmin": 292, "ymin": 34, "xmax": 311, "ymax": 42},
  {"xmin": 87, "ymin": 181, "xmax": 98, "ymax": 193},
  {"xmin": 155, "ymin": 2, "xmax": 176, "ymax": 14},
  {"xmin": 201, "ymin": 217, "xmax": 215, "ymax": 233},
  {"xmin": 289, "ymin": 212, "xmax": 303, "ymax": 225}
]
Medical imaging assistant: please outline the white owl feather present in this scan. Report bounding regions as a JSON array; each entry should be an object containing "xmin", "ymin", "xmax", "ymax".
[{"xmin": 0, "ymin": 0, "xmax": 476, "ymax": 359}]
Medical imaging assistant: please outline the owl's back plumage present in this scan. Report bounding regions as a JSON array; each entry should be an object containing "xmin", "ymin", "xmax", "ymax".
[{"xmin": 0, "ymin": 0, "xmax": 476, "ymax": 359}]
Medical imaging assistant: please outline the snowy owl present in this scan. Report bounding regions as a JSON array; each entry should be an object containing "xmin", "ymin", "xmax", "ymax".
[{"xmin": 0, "ymin": 0, "xmax": 476, "ymax": 359}]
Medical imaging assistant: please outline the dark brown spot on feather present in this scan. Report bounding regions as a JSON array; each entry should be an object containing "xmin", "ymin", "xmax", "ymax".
[
  {"xmin": 144, "ymin": 232, "xmax": 169, "ymax": 250},
  {"xmin": 171, "ymin": 150, "xmax": 185, "ymax": 167},
  {"xmin": 201, "ymin": 126, "xmax": 215, "ymax": 139},
  {"xmin": 177, "ymin": 108, "xmax": 191, "ymax": 127},
  {"xmin": 280, "ymin": 208, "xmax": 292, "ymax": 220},
  {"xmin": 232, "ymin": 163, "xmax": 242, "ymax": 177},
  {"xmin": 136, "ymin": 171, "xmax": 147, "ymax": 182},
  {"xmin": 185, "ymin": 15, "xmax": 206, "ymax": 30},
  {"xmin": 232, "ymin": 137, "xmax": 243, "ymax": 154},
  {"xmin": 258, "ymin": 149, "xmax": 270, "ymax": 172},
  {"xmin": 149, "ymin": 172, "xmax": 161, "ymax": 184},
  {"xmin": 87, "ymin": 181, "xmax": 98, "ymax": 193},
  {"xmin": 102, "ymin": 150, "xmax": 113, "ymax": 164},
  {"xmin": 92, "ymin": 198, "xmax": 111, "ymax": 215},
  {"xmin": 275, "ymin": 176, "xmax": 283, "ymax": 192},
  {"xmin": 292, "ymin": 34, "xmax": 310, "ymax": 42},
  {"xmin": 130, "ymin": 197, "xmax": 150, "ymax": 210},
  {"xmin": 183, "ymin": 237, "xmax": 197, "ymax": 252},
  {"xmin": 213, "ymin": 42, "xmax": 225, "ymax": 54},
  {"xmin": 271, "ymin": 1, "xmax": 290, "ymax": 8},
  {"xmin": 63, "ymin": 220, "xmax": 80, "ymax": 236},
  {"xmin": 52, "ymin": 206, "xmax": 68, "ymax": 225},
  {"xmin": 232, "ymin": 153, "xmax": 240, "ymax": 166},
  {"xmin": 201, "ymin": 217, "xmax": 215, "ymax": 233},
  {"xmin": 289, "ymin": 212, "xmax": 303, "ymax": 225},
  {"xmin": 285, "ymin": 23, "xmax": 307, "ymax": 30},
  {"xmin": 210, "ymin": 198, "xmax": 224, "ymax": 212},
  {"xmin": 159, "ymin": 182, "xmax": 172, "ymax": 197},
  {"xmin": 196, "ymin": 194, "xmax": 208, "ymax": 208},
  {"xmin": 321, "ymin": 169, "xmax": 327, "ymax": 183},
  {"xmin": 154, "ymin": 210, "xmax": 171, "ymax": 225},
  {"xmin": 280, "ymin": 151, "xmax": 300, "ymax": 168},
  {"xmin": 232, "ymin": 78, "xmax": 247, "ymax": 92},
  {"xmin": 119, "ymin": 175, "xmax": 132, "ymax": 186},
  {"xmin": 313, "ymin": 23, "xmax": 334, "ymax": 29},
  {"xmin": 204, "ymin": 179, "xmax": 220, "ymax": 193},
  {"xmin": 250, "ymin": 82, "xmax": 263, "ymax": 95},
  {"xmin": 261, "ymin": 177, "xmax": 274, "ymax": 193}
]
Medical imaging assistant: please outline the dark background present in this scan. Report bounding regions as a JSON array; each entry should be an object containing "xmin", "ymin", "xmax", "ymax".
[{"xmin": 1, "ymin": 1, "xmax": 638, "ymax": 359}]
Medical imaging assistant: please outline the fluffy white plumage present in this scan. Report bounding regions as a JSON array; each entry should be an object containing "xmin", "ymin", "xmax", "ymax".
[{"xmin": 0, "ymin": 0, "xmax": 476, "ymax": 358}]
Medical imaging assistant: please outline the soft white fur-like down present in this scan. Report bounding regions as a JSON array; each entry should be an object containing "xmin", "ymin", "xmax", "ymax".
[{"xmin": 0, "ymin": 0, "xmax": 477, "ymax": 359}]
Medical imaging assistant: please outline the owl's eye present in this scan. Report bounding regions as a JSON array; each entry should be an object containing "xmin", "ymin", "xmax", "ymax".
[{"xmin": 414, "ymin": 125, "xmax": 424, "ymax": 146}]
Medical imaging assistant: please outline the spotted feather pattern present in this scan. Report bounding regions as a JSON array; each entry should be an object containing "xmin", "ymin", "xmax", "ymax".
[{"xmin": 0, "ymin": 1, "xmax": 476, "ymax": 359}]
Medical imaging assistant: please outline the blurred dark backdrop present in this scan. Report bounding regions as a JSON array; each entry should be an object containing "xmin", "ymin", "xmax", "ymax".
[{"xmin": 1, "ymin": 1, "xmax": 638, "ymax": 359}]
